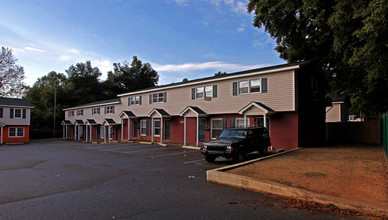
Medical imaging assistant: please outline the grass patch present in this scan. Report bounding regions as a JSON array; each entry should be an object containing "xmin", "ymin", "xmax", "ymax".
[
  {"xmin": 276, "ymin": 178, "xmax": 292, "ymax": 186},
  {"xmin": 303, "ymin": 172, "xmax": 327, "ymax": 177}
]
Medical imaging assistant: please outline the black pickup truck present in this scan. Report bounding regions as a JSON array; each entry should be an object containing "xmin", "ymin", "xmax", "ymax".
[{"xmin": 200, "ymin": 127, "xmax": 271, "ymax": 163}]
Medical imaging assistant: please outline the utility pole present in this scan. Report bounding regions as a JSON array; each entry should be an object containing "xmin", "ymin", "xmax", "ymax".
[{"xmin": 53, "ymin": 86, "xmax": 57, "ymax": 138}]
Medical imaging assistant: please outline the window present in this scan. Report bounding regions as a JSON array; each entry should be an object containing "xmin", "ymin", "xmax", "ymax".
[
  {"xmin": 250, "ymin": 79, "xmax": 261, "ymax": 93},
  {"xmin": 77, "ymin": 109, "xmax": 83, "ymax": 116},
  {"xmin": 92, "ymin": 107, "xmax": 100, "ymax": 115},
  {"xmin": 238, "ymin": 80, "xmax": 249, "ymax": 94},
  {"xmin": 154, "ymin": 119, "xmax": 161, "ymax": 136},
  {"xmin": 211, "ymin": 119, "xmax": 224, "ymax": 139},
  {"xmin": 140, "ymin": 120, "xmax": 148, "ymax": 135},
  {"xmin": 196, "ymin": 87, "xmax": 204, "ymax": 98},
  {"xmin": 235, "ymin": 118, "xmax": 250, "ymax": 128},
  {"xmin": 105, "ymin": 106, "xmax": 115, "ymax": 114},
  {"xmin": 192, "ymin": 85, "xmax": 217, "ymax": 100},
  {"xmin": 150, "ymin": 92, "xmax": 166, "ymax": 104},
  {"xmin": 233, "ymin": 78, "xmax": 267, "ymax": 96},
  {"xmin": 14, "ymin": 109, "xmax": 22, "ymax": 118},
  {"xmin": 8, "ymin": 127, "xmax": 24, "ymax": 137},
  {"xmin": 128, "ymin": 96, "xmax": 142, "ymax": 106},
  {"xmin": 68, "ymin": 111, "xmax": 74, "ymax": 117},
  {"xmin": 0, "ymin": 108, "xmax": 3, "ymax": 118},
  {"xmin": 205, "ymin": 86, "xmax": 213, "ymax": 98}
]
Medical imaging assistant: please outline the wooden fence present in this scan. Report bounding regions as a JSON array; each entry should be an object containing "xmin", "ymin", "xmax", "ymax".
[{"xmin": 326, "ymin": 120, "xmax": 381, "ymax": 145}]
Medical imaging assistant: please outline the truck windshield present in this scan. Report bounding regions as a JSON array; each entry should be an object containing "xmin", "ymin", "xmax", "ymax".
[{"xmin": 218, "ymin": 129, "xmax": 248, "ymax": 139}]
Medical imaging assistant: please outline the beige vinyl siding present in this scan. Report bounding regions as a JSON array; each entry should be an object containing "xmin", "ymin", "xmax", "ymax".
[
  {"xmin": 121, "ymin": 70, "xmax": 295, "ymax": 117},
  {"xmin": 65, "ymin": 103, "xmax": 126, "ymax": 125},
  {"xmin": 0, "ymin": 107, "xmax": 31, "ymax": 126},
  {"xmin": 326, "ymin": 103, "xmax": 342, "ymax": 122}
]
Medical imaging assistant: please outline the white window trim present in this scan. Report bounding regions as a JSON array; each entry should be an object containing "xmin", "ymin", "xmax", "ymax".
[
  {"xmin": 238, "ymin": 78, "xmax": 262, "ymax": 95},
  {"xmin": 153, "ymin": 119, "xmax": 161, "ymax": 137},
  {"xmin": 8, "ymin": 127, "xmax": 24, "ymax": 138},
  {"xmin": 92, "ymin": 107, "xmax": 100, "ymax": 115},
  {"xmin": 14, "ymin": 109, "xmax": 22, "ymax": 119},
  {"xmin": 140, "ymin": 119, "xmax": 147, "ymax": 136},
  {"xmin": 235, "ymin": 118, "xmax": 250, "ymax": 128},
  {"xmin": 211, "ymin": 118, "xmax": 223, "ymax": 139},
  {"xmin": 195, "ymin": 85, "xmax": 213, "ymax": 99},
  {"xmin": 105, "ymin": 106, "xmax": 115, "ymax": 114},
  {"xmin": 68, "ymin": 111, "xmax": 74, "ymax": 117},
  {"xmin": 130, "ymin": 96, "xmax": 141, "ymax": 105},
  {"xmin": 151, "ymin": 93, "xmax": 165, "ymax": 104},
  {"xmin": 77, "ymin": 109, "xmax": 83, "ymax": 116}
]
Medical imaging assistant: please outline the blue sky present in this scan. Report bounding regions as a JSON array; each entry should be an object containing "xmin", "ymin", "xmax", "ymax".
[{"xmin": 0, "ymin": 0, "xmax": 284, "ymax": 86}]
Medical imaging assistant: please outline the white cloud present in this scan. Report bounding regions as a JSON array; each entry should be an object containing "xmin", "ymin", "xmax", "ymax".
[
  {"xmin": 236, "ymin": 24, "xmax": 245, "ymax": 32},
  {"xmin": 24, "ymin": 47, "xmax": 44, "ymax": 53},
  {"xmin": 154, "ymin": 61, "xmax": 267, "ymax": 73}
]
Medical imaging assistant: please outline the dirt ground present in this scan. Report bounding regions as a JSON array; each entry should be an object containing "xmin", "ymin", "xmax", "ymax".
[{"xmin": 228, "ymin": 145, "xmax": 388, "ymax": 209}]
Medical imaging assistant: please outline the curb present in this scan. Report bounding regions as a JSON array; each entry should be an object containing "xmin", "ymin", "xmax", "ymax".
[{"xmin": 206, "ymin": 148, "xmax": 388, "ymax": 217}]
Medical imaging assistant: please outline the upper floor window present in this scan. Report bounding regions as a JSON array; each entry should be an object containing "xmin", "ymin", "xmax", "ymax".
[
  {"xmin": 128, "ymin": 96, "xmax": 142, "ymax": 106},
  {"xmin": 192, "ymin": 85, "xmax": 217, "ymax": 100},
  {"xmin": 9, "ymin": 108, "xmax": 26, "ymax": 119},
  {"xmin": 92, "ymin": 107, "xmax": 100, "ymax": 115},
  {"xmin": 149, "ymin": 92, "xmax": 166, "ymax": 104},
  {"xmin": 77, "ymin": 109, "xmax": 83, "ymax": 116},
  {"xmin": 68, "ymin": 111, "xmax": 74, "ymax": 117},
  {"xmin": 0, "ymin": 108, "xmax": 3, "ymax": 118},
  {"xmin": 233, "ymin": 78, "xmax": 267, "ymax": 96},
  {"xmin": 104, "ymin": 106, "xmax": 115, "ymax": 114}
]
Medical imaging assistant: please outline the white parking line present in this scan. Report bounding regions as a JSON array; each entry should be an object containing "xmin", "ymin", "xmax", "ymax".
[
  {"xmin": 183, "ymin": 158, "xmax": 205, "ymax": 164},
  {"xmin": 147, "ymin": 151, "xmax": 197, "ymax": 159},
  {"xmin": 121, "ymin": 147, "xmax": 178, "ymax": 154}
]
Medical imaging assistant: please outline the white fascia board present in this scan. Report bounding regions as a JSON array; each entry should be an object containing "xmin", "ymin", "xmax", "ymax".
[
  {"xmin": 63, "ymin": 101, "xmax": 121, "ymax": 111},
  {"xmin": 0, "ymin": 105, "xmax": 34, "ymax": 109},
  {"xmin": 118, "ymin": 65, "xmax": 300, "ymax": 97}
]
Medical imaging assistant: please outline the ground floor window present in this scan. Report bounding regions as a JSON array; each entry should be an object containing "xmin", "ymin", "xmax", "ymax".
[
  {"xmin": 211, "ymin": 119, "xmax": 224, "ymax": 139},
  {"xmin": 140, "ymin": 120, "xmax": 148, "ymax": 135},
  {"xmin": 9, "ymin": 127, "xmax": 24, "ymax": 137},
  {"xmin": 235, "ymin": 118, "xmax": 250, "ymax": 128},
  {"xmin": 154, "ymin": 119, "xmax": 161, "ymax": 136}
]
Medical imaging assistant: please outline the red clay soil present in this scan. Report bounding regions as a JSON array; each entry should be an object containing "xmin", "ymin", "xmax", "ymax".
[{"xmin": 228, "ymin": 146, "xmax": 388, "ymax": 209}]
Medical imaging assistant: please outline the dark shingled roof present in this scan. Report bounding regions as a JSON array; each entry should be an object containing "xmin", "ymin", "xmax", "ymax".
[
  {"xmin": 62, "ymin": 120, "xmax": 72, "ymax": 125},
  {"xmin": 75, "ymin": 120, "xmax": 84, "ymax": 125},
  {"xmin": 122, "ymin": 111, "xmax": 136, "ymax": 117},
  {"xmin": 86, "ymin": 119, "xmax": 97, "ymax": 125},
  {"xmin": 0, "ymin": 97, "xmax": 34, "ymax": 107},
  {"xmin": 104, "ymin": 118, "xmax": 116, "ymax": 125},
  {"xmin": 150, "ymin": 108, "xmax": 170, "ymax": 116},
  {"xmin": 326, "ymin": 93, "xmax": 348, "ymax": 102},
  {"xmin": 180, "ymin": 106, "xmax": 207, "ymax": 116},
  {"xmin": 71, "ymin": 98, "xmax": 121, "ymax": 108}
]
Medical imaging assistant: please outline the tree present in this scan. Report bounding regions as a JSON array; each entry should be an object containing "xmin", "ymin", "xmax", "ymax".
[
  {"xmin": 65, "ymin": 61, "xmax": 105, "ymax": 105},
  {"xmin": 103, "ymin": 56, "xmax": 159, "ymax": 97},
  {"xmin": 214, "ymin": 71, "xmax": 227, "ymax": 77},
  {"xmin": 24, "ymin": 71, "xmax": 68, "ymax": 138},
  {"xmin": 0, "ymin": 47, "xmax": 26, "ymax": 97},
  {"xmin": 248, "ymin": 0, "xmax": 388, "ymax": 114}
]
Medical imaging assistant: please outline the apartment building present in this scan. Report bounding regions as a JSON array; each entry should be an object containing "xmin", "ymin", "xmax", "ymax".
[
  {"xmin": 0, "ymin": 97, "xmax": 34, "ymax": 144},
  {"xmin": 63, "ymin": 62, "xmax": 327, "ymax": 150}
]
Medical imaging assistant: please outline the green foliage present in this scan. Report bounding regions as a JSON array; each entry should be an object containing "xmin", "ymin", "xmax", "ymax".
[
  {"xmin": 248, "ymin": 0, "xmax": 388, "ymax": 114},
  {"xmin": 103, "ymin": 56, "xmax": 159, "ymax": 97},
  {"xmin": 214, "ymin": 71, "xmax": 227, "ymax": 76}
]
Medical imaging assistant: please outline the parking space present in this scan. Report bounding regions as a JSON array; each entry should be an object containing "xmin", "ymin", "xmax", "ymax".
[{"xmin": 0, "ymin": 141, "xmax": 344, "ymax": 220}]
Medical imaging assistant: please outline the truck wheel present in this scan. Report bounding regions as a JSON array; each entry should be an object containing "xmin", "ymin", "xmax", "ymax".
[
  {"xmin": 233, "ymin": 153, "xmax": 245, "ymax": 163},
  {"xmin": 259, "ymin": 147, "xmax": 268, "ymax": 156},
  {"xmin": 205, "ymin": 155, "xmax": 216, "ymax": 163}
]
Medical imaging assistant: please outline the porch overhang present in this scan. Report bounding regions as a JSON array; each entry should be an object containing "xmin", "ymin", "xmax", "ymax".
[
  {"xmin": 86, "ymin": 119, "xmax": 98, "ymax": 125},
  {"xmin": 74, "ymin": 120, "xmax": 84, "ymax": 125},
  {"xmin": 0, "ymin": 122, "xmax": 6, "ymax": 127},
  {"xmin": 148, "ymin": 108, "xmax": 171, "ymax": 118},
  {"xmin": 119, "ymin": 110, "xmax": 137, "ymax": 119},
  {"xmin": 102, "ymin": 118, "xmax": 117, "ymax": 126},
  {"xmin": 238, "ymin": 101, "xmax": 275, "ymax": 115},
  {"xmin": 61, "ymin": 120, "xmax": 72, "ymax": 126},
  {"xmin": 179, "ymin": 106, "xmax": 208, "ymax": 117}
]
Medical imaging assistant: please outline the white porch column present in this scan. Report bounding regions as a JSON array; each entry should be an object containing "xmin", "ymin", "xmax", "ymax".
[
  {"xmin": 160, "ymin": 118, "xmax": 163, "ymax": 144},
  {"xmin": 104, "ymin": 126, "xmax": 107, "ymax": 143},
  {"xmin": 86, "ymin": 125, "xmax": 88, "ymax": 142},
  {"xmin": 128, "ymin": 117, "xmax": 131, "ymax": 141},
  {"xmin": 121, "ymin": 118, "xmax": 124, "ymax": 141},
  {"xmin": 196, "ymin": 116, "xmax": 199, "ymax": 146},
  {"xmin": 78, "ymin": 125, "xmax": 81, "ymax": 141},
  {"xmin": 108, "ymin": 126, "xmax": 111, "ymax": 142},
  {"xmin": 89, "ymin": 125, "xmax": 92, "ymax": 142},
  {"xmin": 184, "ymin": 116, "xmax": 187, "ymax": 146},
  {"xmin": 244, "ymin": 114, "xmax": 247, "ymax": 128},
  {"xmin": 263, "ymin": 114, "xmax": 267, "ymax": 128},
  {"xmin": 151, "ymin": 118, "xmax": 154, "ymax": 143},
  {"xmin": 63, "ymin": 125, "xmax": 65, "ymax": 139}
]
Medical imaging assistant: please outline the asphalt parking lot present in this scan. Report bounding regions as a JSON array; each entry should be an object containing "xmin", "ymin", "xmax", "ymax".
[{"xmin": 0, "ymin": 141, "xmax": 356, "ymax": 220}]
